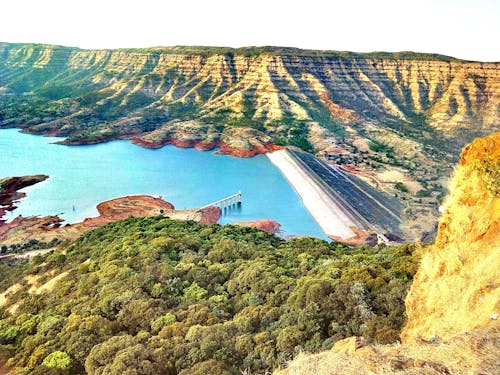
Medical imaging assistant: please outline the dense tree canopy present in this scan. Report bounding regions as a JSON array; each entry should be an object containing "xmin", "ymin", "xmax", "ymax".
[{"xmin": 0, "ymin": 217, "xmax": 421, "ymax": 374}]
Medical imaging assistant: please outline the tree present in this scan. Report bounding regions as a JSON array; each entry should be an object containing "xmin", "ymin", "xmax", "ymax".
[
  {"xmin": 182, "ymin": 283, "xmax": 208, "ymax": 303},
  {"xmin": 178, "ymin": 359, "xmax": 231, "ymax": 375},
  {"xmin": 42, "ymin": 351, "xmax": 72, "ymax": 370},
  {"xmin": 0, "ymin": 216, "xmax": 419, "ymax": 374},
  {"xmin": 151, "ymin": 313, "xmax": 176, "ymax": 333},
  {"xmin": 395, "ymin": 182, "xmax": 409, "ymax": 193}
]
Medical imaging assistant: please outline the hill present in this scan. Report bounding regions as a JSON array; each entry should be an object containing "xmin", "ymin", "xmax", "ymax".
[
  {"xmin": 276, "ymin": 132, "xmax": 500, "ymax": 374},
  {"xmin": 1, "ymin": 42, "xmax": 498, "ymax": 236},
  {"xmin": 402, "ymin": 131, "xmax": 500, "ymax": 342},
  {"xmin": 1, "ymin": 43, "xmax": 497, "ymax": 155},
  {"xmin": 0, "ymin": 219, "xmax": 420, "ymax": 374}
]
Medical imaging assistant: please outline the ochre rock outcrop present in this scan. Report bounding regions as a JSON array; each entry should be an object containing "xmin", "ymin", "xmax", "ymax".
[
  {"xmin": 275, "ymin": 133, "xmax": 500, "ymax": 374},
  {"xmin": 276, "ymin": 325, "xmax": 499, "ymax": 374},
  {"xmin": 402, "ymin": 131, "xmax": 500, "ymax": 343},
  {"xmin": 1, "ymin": 43, "xmax": 498, "ymax": 160}
]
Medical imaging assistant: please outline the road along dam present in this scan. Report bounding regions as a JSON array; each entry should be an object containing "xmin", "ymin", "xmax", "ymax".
[{"xmin": 267, "ymin": 149, "xmax": 405, "ymax": 245}]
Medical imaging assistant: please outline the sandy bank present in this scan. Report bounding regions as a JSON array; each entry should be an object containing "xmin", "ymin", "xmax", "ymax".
[{"xmin": 267, "ymin": 149, "xmax": 362, "ymax": 242}]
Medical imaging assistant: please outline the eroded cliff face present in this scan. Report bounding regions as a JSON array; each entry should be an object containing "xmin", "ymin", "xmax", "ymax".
[
  {"xmin": 0, "ymin": 43, "xmax": 498, "ymax": 152},
  {"xmin": 402, "ymin": 132, "xmax": 500, "ymax": 342},
  {"xmin": 0, "ymin": 175, "xmax": 48, "ymax": 223}
]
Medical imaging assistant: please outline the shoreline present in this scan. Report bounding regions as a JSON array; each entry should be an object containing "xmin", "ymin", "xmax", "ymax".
[
  {"xmin": 0, "ymin": 175, "xmax": 49, "ymax": 223},
  {"xmin": 131, "ymin": 136, "xmax": 283, "ymax": 158},
  {"xmin": 0, "ymin": 192, "xmax": 285, "ymax": 246},
  {"xmin": 0, "ymin": 130, "xmax": 330, "ymax": 243},
  {"xmin": 4, "ymin": 127, "xmax": 283, "ymax": 159},
  {"xmin": 0, "ymin": 195, "xmax": 222, "ymax": 245},
  {"xmin": 267, "ymin": 149, "xmax": 375, "ymax": 244}
]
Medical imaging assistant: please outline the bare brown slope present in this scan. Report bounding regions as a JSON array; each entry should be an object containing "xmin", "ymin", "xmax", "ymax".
[
  {"xmin": 0, "ymin": 195, "xmax": 221, "ymax": 245},
  {"xmin": 402, "ymin": 131, "xmax": 500, "ymax": 342}
]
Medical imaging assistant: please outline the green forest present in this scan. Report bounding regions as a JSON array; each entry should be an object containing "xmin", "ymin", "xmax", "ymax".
[{"xmin": 0, "ymin": 217, "xmax": 421, "ymax": 374}]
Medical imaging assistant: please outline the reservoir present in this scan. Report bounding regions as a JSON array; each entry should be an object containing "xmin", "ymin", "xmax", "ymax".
[{"xmin": 0, "ymin": 128, "xmax": 328, "ymax": 240}]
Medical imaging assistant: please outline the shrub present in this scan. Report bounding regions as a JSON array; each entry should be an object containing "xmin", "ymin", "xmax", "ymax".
[
  {"xmin": 395, "ymin": 182, "xmax": 409, "ymax": 193},
  {"xmin": 42, "ymin": 351, "xmax": 72, "ymax": 369}
]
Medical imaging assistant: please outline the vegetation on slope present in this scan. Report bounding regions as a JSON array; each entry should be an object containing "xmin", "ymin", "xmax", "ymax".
[
  {"xmin": 276, "ymin": 132, "xmax": 500, "ymax": 375},
  {"xmin": 0, "ymin": 42, "xmax": 462, "ymax": 60},
  {"xmin": 0, "ymin": 217, "xmax": 420, "ymax": 374},
  {"xmin": 0, "ymin": 42, "xmax": 496, "ymax": 152}
]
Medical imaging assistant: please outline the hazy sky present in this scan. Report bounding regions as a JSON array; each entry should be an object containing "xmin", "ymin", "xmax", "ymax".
[{"xmin": 1, "ymin": 0, "xmax": 498, "ymax": 61}]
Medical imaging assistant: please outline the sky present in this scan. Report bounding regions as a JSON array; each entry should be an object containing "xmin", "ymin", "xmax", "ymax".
[{"xmin": 1, "ymin": 0, "xmax": 498, "ymax": 61}]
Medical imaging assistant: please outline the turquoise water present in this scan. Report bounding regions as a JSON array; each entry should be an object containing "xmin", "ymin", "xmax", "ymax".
[{"xmin": 0, "ymin": 129, "xmax": 328, "ymax": 240}]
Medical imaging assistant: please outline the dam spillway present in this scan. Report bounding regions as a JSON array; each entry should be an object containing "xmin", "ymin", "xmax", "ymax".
[{"xmin": 267, "ymin": 149, "xmax": 405, "ymax": 243}]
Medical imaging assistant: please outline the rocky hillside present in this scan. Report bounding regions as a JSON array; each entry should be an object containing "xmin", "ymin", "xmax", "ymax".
[
  {"xmin": 276, "ymin": 132, "xmax": 500, "ymax": 374},
  {"xmin": 0, "ymin": 175, "xmax": 48, "ymax": 223},
  {"xmin": 1, "ymin": 43, "xmax": 498, "ymax": 237},
  {"xmin": 402, "ymin": 131, "xmax": 500, "ymax": 342},
  {"xmin": 0, "ymin": 43, "xmax": 498, "ymax": 155}
]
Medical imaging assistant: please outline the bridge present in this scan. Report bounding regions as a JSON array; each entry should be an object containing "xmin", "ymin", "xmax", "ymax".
[{"xmin": 201, "ymin": 190, "xmax": 242, "ymax": 209}]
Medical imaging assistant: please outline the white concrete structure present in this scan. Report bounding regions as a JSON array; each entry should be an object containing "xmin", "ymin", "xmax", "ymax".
[{"xmin": 267, "ymin": 149, "xmax": 357, "ymax": 240}]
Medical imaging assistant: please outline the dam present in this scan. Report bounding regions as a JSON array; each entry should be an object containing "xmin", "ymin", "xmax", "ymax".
[{"xmin": 267, "ymin": 149, "xmax": 405, "ymax": 244}]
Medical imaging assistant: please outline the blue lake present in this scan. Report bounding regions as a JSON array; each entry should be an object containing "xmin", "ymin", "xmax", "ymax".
[{"xmin": 0, "ymin": 128, "xmax": 328, "ymax": 240}]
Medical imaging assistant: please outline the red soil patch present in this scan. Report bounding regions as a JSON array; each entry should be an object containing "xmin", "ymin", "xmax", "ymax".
[
  {"xmin": 0, "ymin": 215, "xmax": 63, "ymax": 242},
  {"xmin": 329, "ymin": 227, "xmax": 378, "ymax": 246},
  {"xmin": 233, "ymin": 219, "xmax": 282, "ymax": 234},
  {"xmin": 216, "ymin": 142, "xmax": 283, "ymax": 158},
  {"xmin": 67, "ymin": 195, "xmax": 175, "ymax": 232},
  {"xmin": 96, "ymin": 195, "xmax": 174, "ymax": 219},
  {"xmin": 198, "ymin": 206, "xmax": 222, "ymax": 225},
  {"xmin": 320, "ymin": 93, "xmax": 359, "ymax": 124},
  {"xmin": 0, "ymin": 195, "xmax": 216, "ymax": 245},
  {"xmin": 132, "ymin": 137, "xmax": 282, "ymax": 158}
]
